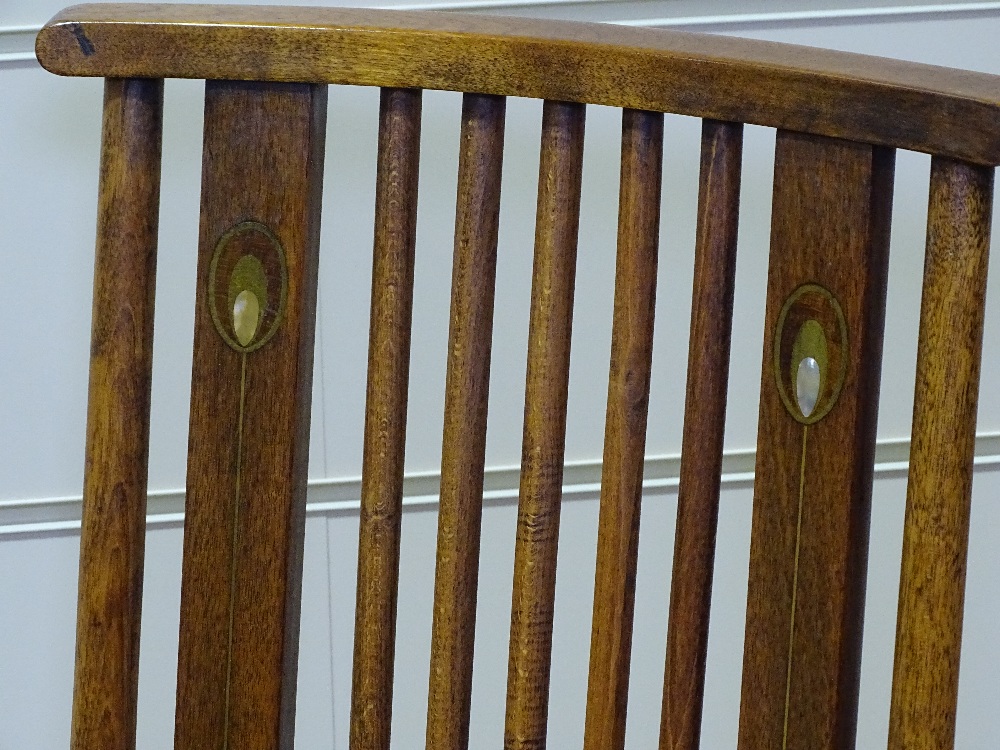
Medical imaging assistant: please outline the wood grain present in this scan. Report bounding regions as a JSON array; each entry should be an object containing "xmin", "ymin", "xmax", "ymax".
[
  {"xmin": 36, "ymin": 4, "xmax": 1000, "ymax": 164},
  {"xmin": 737, "ymin": 132, "xmax": 894, "ymax": 750},
  {"xmin": 504, "ymin": 99, "xmax": 585, "ymax": 750},
  {"xmin": 660, "ymin": 119, "xmax": 743, "ymax": 750},
  {"xmin": 46, "ymin": 7, "xmax": 1000, "ymax": 750},
  {"xmin": 71, "ymin": 76, "xmax": 162, "ymax": 750},
  {"xmin": 583, "ymin": 108, "xmax": 664, "ymax": 750},
  {"xmin": 350, "ymin": 86, "xmax": 422, "ymax": 750},
  {"xmin": 888, "ymin": 158, "xmax": 994, "ymax": 750},
  {"xmin": 174, "ymin": 80, "xmax": 326, "ymax": 750},
  {"xmin": 425, "ymin": 93, "xmax": 505, "ymax": 750}
]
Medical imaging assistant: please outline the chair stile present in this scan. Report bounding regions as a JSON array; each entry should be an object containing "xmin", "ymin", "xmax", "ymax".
[{"xmin": 72, "ymin": 75, "xmax": 163, "ymax": 750}]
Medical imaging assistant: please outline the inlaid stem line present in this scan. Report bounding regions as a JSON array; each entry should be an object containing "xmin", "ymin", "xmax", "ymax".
[
  {"xmin": 782, "ymin": 423, "xmax": 808, "ymax": 750},
  {"xmin": 222, "ymin": 350, "xmax": 249, "ymax": 750}
]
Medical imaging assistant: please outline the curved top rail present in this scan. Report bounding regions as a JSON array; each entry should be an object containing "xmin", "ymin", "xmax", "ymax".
[{"xmin": 36, "ymin": 3, "xmax": 1000, "ymax": 164}]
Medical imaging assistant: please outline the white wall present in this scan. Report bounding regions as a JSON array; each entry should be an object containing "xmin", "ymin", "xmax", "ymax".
[{"xmin": 3, "ymin": 1, "xmax": 1000, "ymax": 748}]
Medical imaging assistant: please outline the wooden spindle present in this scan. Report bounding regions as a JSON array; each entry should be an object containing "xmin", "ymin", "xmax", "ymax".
[
  {"xmin": 504, "ymin": 99, "xmax": 586, "ymax": 750},
  {"xmin": 583, "ymin": 108, "xmax": 664, "ymax": 750},
  {"xmin": 71, "ymin": 76, "xmax": 163, "ymax": 750},
  {"xmin": 660, "ymin": 119, "xmax": 743, "ymax": 750},
  {"xmin": 887, "ymin": 158, "xmax": 993, "ymax": 750},
  {"xmin": 174, "ymin": 81, "xmax": 327, "ymax": 750},
  {"xmin": 425, "ymin": 92, "xmax": 506, "ymax": 750},
  {"xmin": 350, "ymin": 87, "xmax": 422, "ymax": 750}
]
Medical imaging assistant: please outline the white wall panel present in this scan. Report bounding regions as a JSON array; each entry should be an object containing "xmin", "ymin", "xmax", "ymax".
[
  {"xmin": 0, "ymin": 65, "xmax": 102, "ymax": 501},
  {"xmin": 0, "ymin": 532, "xmax": 78, "ymax": 749},
  {"xmin": 297, "ymin": 516, "xmax": 339, "ymax": 747},
  {"xmin": 135, "ymin": 523, "xmax": 184, "ymax": 750},
  {"xmin": 954, "ymin": 464, "xmax": 1000, "ymax": 747}
]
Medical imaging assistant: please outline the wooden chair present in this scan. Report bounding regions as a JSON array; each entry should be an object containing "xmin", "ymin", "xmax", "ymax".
[{"xmin": 35, "ymin": 5, "xmax": 996, "ymax": 749}]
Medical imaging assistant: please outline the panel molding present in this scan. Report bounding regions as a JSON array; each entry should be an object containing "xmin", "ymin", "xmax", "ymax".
[
  {"xmin": 0, "ymin": 25, "xmax": 41, "ymax": 63},
  {"xmin": 4, "ymin": 432, "xmax": 999, "ymax": 535},
  {"xmin": 5, "ymin": 1, "xmax": 1000, "ymax": 63}
]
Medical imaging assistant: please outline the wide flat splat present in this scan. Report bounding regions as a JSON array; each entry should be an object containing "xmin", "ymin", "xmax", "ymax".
[
  {"xmin": 175, "ymin": 80, "xmax": 326, "ymax": 750},
  {"xmin": 739, "ymin": 132, "xmax": 894, "ymax": 750}
]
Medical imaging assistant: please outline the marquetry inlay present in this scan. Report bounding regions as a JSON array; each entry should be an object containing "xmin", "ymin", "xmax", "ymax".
[
  {"xmin": 773, "ymin": 282, "xmax": 847, "ymax": 425},
  {"xmin": 208, "ymin": 220, "xmax": 287, "ymax": 353}
]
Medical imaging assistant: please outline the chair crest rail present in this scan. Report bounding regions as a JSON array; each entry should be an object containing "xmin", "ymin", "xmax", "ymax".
[{"xmin": 36, "ymin": 2, "xmax": 1000, "ymax": 165}]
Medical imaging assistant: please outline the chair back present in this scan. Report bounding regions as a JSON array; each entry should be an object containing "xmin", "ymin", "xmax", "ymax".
[{"xmin": 36, "ymin": 6, "xmax": 998, "ymax": 749}]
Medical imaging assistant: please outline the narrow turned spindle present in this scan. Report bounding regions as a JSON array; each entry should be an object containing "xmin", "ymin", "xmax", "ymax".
[
  {"xmin": 350, "ymin": 87, "xmax": 422, "ymax": 750},
  {"xmin": 504, "ymin": 99, "xmax": 586, "ymax": 750},
  {"xmin": 583, "ymin": 108, "xmax": 664, "ymax": 750},
  {"xmin": 71, "ymin": 77, "xmax": 162, "ymax": 750},
  {"xmin": 660, "ymin": 119, "xmax": 743, "ymax": 750},
  {"xmin": 425, "ymin": 92, "xmax": 506, "ymax": 750},
  {"xmin": 888, "ymin": 158, "xmax": 993, "ymax": 750}
]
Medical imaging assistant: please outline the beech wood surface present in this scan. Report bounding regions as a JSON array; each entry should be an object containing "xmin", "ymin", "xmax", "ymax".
[
  {"xmin": 425, "ymin": 93, "xmax": 506, "ymax": 750},
  {"xmin": 888, "ymin": 159, "xmax": 994, "ymax": 750},
  {"xmin": 583, "ymin": 108, "xmax": 664, "ymax": 750},
  {"xmin": 737, "ymin": 132, "xmax": 895, "ymax": 750},
  {"xmin": 71, "ymin": 77, "xmax": 162, "ymax": 750},
  {"xmin": 36, "ymin": 3, "xmax": 1000, "ymax": 164},
  {"xmin": 504, "ymin": 99, "xmax": 585, "ymax": 750},
  {"xmin": 350, "ymin": 87, "xmax": 422, "ymax": 750},
  {"xmin": 174, "ymin": 81, "xmax": 326, "ymax": 750},
  {"xmin": 660, "ymin": 119, "xmax": 743, "ymax": 750}
]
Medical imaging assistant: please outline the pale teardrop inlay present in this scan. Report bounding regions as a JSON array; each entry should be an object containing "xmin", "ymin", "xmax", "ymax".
[
  {"xmin": 233, "ymin": 289, "xmax": 260, "ymax": 347},
  {"xmin": 796, "ymin": 356, "xmax": 821, "ymax": 418}
]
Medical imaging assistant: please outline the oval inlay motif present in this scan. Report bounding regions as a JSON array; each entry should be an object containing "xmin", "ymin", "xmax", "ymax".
[
  {"xmin": 208, "ymin": 221, "xmax": 287, "ymax": 353},
  {"xmin": 773, "ymin": 283, "xmax": 847, "ymax": 424}
]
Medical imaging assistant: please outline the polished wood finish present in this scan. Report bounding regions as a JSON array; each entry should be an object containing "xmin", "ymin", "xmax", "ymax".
[
  {"xmin": 71, "ymin": 76, "xmax": 162, "ymax": 750},
  {"xmin": 350, "ymin": 87, "xmax": 422, "ymax": 750},
  {"xmin": 425, "ymin": 93, "xmax": 505, "ymax": 750},
  {"xmin": 738, "ymin": 132, "xmax": 894, "ymax": 750},
  {"xmin": 174, "ymin": 81, "xmax": 326, "ymax": 750},
  {"xmin": 42, "ymin": 5, "xmax": 1000, "ymax": 750},
  {"xmin": 888, "ymin": 159, "xmax": 994, "ymax": 750},
  {"xmin": 660, "ymin": 119, "xmax": 743, "ymax": 750},
  {"xmin": 504, "ymin": 99, "xmax": 585, "ymax": 750},
  {"xmin": 36, "ymin": 4, "xmax": 1000, "ymax": 165},
  {"xmin": 583, "ymin": 108, "xmax": 664, "ymax": 750}
]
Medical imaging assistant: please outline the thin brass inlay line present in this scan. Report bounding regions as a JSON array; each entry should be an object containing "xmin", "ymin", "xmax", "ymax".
[
  {"xmin": 222, "ymin": 350, "xmax": 248, "ymax": 750},
  {"xmin": 782, "ymin": 423, "xmax": 809, "ymax": 750}
]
